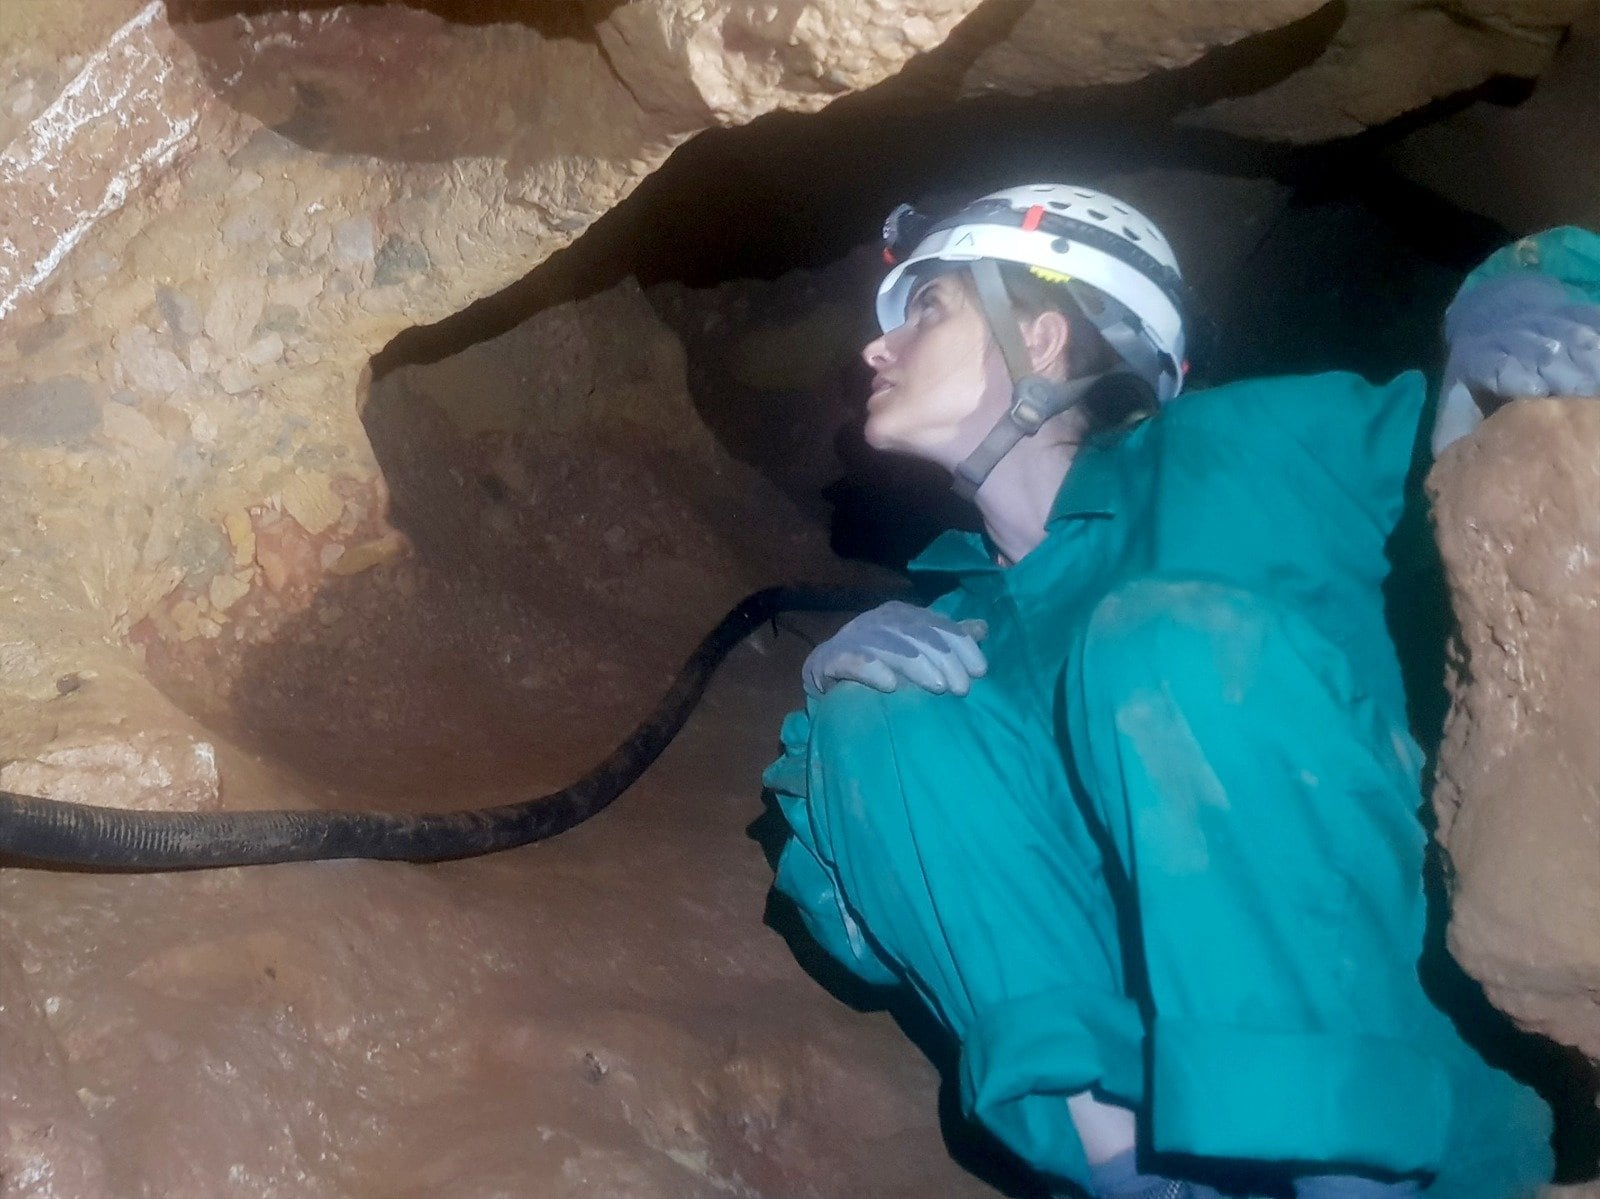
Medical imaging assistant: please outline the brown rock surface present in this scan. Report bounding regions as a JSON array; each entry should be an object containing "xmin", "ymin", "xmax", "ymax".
[
  {"xmin": 1183, "ymin": 0, "xmax": 1586, "ymax": 142},
  {"xmin": 1388, "ymin": 5, "xmax": 1600, "ymax": 233},
  {"xmin": 1430, "ymin": 399, "xmax": 1600, "ymax": 1058},
  {"xmin": 0, "ymin": 634, "xmax": 1000, "ymax": 1198},
  {"xmin": 0, "ymin": 0, "xmax": 983, "ymax": 728},
  {"xmin": 0, "ymin": 268, "xmax": 978, "ymax": 1194},
  {"xmin": 959, "ymin": 0, "xmax": 1326, "ymax": 96},
  {"xmin": 0, "ymin": 930, "xmax": 111, "ymax": 1199}
]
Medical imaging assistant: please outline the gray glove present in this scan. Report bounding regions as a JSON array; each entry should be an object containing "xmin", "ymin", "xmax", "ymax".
[
  {"xmin": 802, "ymin": 601, "xmax": 988, "ymax": 697},
  {"xmin": 1434, "ymin": 273, "xmax": 1600, "ymax": 455}
]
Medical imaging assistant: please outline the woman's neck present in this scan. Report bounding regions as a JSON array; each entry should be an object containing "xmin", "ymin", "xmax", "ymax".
[{"xmin": 970, "ymin": 414, "xmax": 1086, "ymax": 566}]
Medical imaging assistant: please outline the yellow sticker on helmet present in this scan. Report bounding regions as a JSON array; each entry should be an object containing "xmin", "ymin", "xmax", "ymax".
[{"xmin": 1028, "ymin": 265, "xmax": 1073, "ymax": 284}]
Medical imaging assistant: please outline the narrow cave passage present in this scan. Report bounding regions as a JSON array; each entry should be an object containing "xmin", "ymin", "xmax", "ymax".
[
  {"xmin": 368, "ymin": 75, "xmax": 1520, "ymax": 575},
  {"xmin": 2, "ymin": 4, "xmax": 1598, "ymax": 1197},
  {"xmin": 284, "ymin": 73, "xmax": 1595, "ymax": 1193},
  {"xmin": 357, "ymin": 76, "xmax": 1600, "ymax": 1186}
]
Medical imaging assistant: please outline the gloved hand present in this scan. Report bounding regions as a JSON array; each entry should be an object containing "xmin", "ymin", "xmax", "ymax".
[
  {"xmin": 1434, "ymin": 272, "xmax": 1600, "ymax": 455},
  {"xmin": 802, "ymin": 601, "xmax": 988, "ymax": 697}
]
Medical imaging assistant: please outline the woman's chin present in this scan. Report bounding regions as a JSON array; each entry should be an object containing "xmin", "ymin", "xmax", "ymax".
[{"xmin": 861, "ymin": 418, "xmax": 895, "ymax": 452}]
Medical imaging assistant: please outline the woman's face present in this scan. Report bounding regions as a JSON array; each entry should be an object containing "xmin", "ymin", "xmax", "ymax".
[{"xmin": 859, "ymin": 271, "xmax": 1012, "ymax": 469}]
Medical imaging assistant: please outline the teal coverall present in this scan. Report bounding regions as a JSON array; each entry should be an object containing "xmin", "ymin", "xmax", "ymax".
[{"xmin": 767, "ymin": 229, "xmax": 1600, "ymax": 1197}]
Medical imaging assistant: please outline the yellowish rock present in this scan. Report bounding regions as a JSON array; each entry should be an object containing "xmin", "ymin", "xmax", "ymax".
[
  {"xmin": 255, "ymin": 542, "xmax": 294, "ymax": 593},
  {"xmin": 278, "ymin": 471, "xmax": 341, "ymax": 537},
  {"xmin": 98, "ymin": 403, "xmax": 168, "ymax": 456},
  {"xmin": 169, "ymin": 599, "xmax": 203, "ymax": 642},
  {"xmin": 328, "ymin": 531, "xmax": 406, "ymax": 576},
  {"xmin": 223, "ymin": 510, "xmax": 256, "ymax": 567},
  {"xmin": 207, "ymin": 570, "xmax": 253, "ymax": 614}
]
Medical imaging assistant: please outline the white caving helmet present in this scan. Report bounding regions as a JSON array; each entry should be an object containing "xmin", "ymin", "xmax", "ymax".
[{"xmin": 876, "ymin": 184, "xmax": 1190, "ymax": 498}]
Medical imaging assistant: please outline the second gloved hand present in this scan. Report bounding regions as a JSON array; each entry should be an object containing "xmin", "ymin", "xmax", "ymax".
[
  {"xmin": 1435, "ymin": 272, "xmax": 1600, "ymax": 454},
  {"xmin": 802, "ymin": 601, "xmax": 988, "ymax": 697}
]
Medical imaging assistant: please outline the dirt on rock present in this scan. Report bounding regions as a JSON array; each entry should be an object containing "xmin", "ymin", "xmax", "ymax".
[{"xmin": 1430, "ymin": 398, "xmax": 1600, "ymax": 1060}]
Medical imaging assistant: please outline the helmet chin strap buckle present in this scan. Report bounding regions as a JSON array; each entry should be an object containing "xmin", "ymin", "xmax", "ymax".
[
  {"xmin": 951, "ymin": 373, "xmax": 1096, "ymax": 502},
  {"xmin": 1006, "ymin": 375, "xmax": 1061, "ymax": 433}
]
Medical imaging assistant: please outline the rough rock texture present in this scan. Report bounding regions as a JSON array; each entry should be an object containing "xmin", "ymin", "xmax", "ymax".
[
  {"xmin": 0, "ymin": 0, "xmax": 983, "ymax": 734},
  {"xmin": 1430, "ymin": 399, "xmax": 1600, "ymax": 1059},
  {"xmin": 1389, "ymin": 4, "xmax": 1600, "ymax": 233},
  {"xmin": 0, "ymin": 269, "xmax": 985, "ymax": 1198},
  {"xmin": 144, "ymin": 278, "xmax": 867, "ymax": 793},
  {"xmin": 0, "ymin": 731, "xmax": 220, "ymax": 813},
  {"xmin": 1182, "ymin": 0, "xmax": 1586, "ymax": 142},
  {"xmin": 0, "ymin": 2, "xmax": 147, "ymax": 154},
  {"xmin": 0, "ymin": 931, "xmax": 111, "ymax": 1199},
  {"xmin": 959, "ymin": 0, "xmax": 1326, "ymax": 95}
]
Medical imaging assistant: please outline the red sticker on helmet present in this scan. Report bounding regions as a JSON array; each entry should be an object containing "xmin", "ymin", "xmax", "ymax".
[{"xmin": 1021, "ymin": 205, "xmax": 1044, "ymax": 231}]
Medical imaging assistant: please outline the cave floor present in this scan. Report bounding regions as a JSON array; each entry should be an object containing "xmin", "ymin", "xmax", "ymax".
[{"xmin": 0, "ymin": 618, "xmax": 1012, "ymax": 1199}]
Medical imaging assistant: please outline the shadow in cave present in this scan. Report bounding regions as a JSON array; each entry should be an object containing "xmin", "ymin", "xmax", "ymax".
[
  {"xmin": 642, "ymin": 158, "xmax": 1509, "ymax": 571},
  {"xmin": 165, "ymin": 0, "xmax": 1347, "ymax": 184},
  {"xmin": 369, "ymin": 3, "xmax": 1528, "ymax": 377},
  {"xmin": 1418, "ymin": 845, "xmax": 1600, "ymax": 1183},
  {"xmin": 357, "ymin": 64, "xmax": 1524, "ymax": 572},
  {"xmin": 179, "ymin": 411, "xmax": 792, "ymax": 804}
]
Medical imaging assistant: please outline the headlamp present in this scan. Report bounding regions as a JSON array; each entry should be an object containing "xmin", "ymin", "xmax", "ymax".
[{"xmin": 881, "ymin": 203, "xmax": 936, "ymax": 265}]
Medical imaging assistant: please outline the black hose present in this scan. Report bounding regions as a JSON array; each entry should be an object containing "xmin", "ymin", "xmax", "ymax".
[{"xmin": 0, "ymin": 585, "xmax": 887, "ymax": 871}]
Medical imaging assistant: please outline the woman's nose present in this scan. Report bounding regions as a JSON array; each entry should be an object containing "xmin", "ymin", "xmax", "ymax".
[{"xmin": 862, "ymin": 333, "xmax": 893, "ymax": 370}]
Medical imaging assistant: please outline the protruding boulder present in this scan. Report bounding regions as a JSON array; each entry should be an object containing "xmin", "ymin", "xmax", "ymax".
[{"xmin": 1430, "ymin": 399, "xmax": 1600, "ymax": 1058}]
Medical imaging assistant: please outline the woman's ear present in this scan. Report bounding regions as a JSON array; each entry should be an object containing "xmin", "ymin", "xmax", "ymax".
[{"xmin": 1022, "ymin": 309, "xmax": 1071, "ymax": 378}]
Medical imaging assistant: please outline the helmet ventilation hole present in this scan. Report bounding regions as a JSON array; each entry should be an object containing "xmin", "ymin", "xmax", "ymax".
[
  {"xmin": 1086, "ymin": 208, "xmax": 1108, "ymax": 220},
  {"xmin": 1123, "ymin": 226, "xmax": 1141, "ymax": 241}
]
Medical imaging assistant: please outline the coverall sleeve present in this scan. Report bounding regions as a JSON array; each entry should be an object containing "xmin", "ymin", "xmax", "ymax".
[{"xmin": 1453, "ymin": 224, "xmax": 1600, "ymax": 304}]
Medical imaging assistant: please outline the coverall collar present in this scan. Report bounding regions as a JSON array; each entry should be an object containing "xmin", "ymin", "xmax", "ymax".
[
  {"xmin": 1045, "ymin": 433, "xmax": 1123, "ymax": 526},
  {"xmin": 907, "ymin": 436, "xmax": 1126, "ymax": 580},
  {"xmin": 906, "ymin": 528, "xmax": 998, "ymax": 578}
]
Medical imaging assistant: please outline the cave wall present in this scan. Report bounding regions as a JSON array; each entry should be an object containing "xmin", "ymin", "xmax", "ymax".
[
  {"xmin": 2, "ymin": 0, "xmax": 1599, "ymax": 1192},
  {"xmin": 0, "ymin": 0, "xmax": 1583, "ymax": 748},
  {"xmin": 0, "ymin": 0, "xmax": 982, "ymax": 767}
]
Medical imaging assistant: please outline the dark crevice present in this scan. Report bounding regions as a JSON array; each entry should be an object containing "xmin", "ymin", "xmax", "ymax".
[{"xmin": 371, "ymin": 72, "xmax": 1521, "ymax": 384}]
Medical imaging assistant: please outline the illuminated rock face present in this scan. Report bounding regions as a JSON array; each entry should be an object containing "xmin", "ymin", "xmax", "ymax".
[
  {"xmin": 0, "ymin": 1, "xmax": 981, "ymax": 724},
  {"xmin": 1430, "ymin": 399, "xmax": 1600, "ymax": 1060},
  {"xmin": 0, "ymin": 0, "xmax": 1577, "ymax": 717}
]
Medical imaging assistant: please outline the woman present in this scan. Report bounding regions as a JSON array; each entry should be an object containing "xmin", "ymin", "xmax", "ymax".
[{"xmin": 764, "ymin": 184, "xmax": 1600, "ymax": 1198}]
